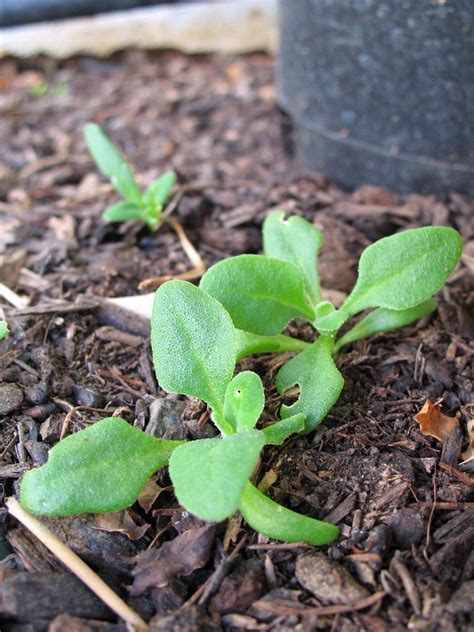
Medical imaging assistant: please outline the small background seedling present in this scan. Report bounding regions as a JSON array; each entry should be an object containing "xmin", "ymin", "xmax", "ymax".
[{"xmin": 84, "ymin": 122, "xmax": 176, "ymax": 229}]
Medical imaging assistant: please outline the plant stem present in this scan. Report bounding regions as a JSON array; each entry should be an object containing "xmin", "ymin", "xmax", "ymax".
[
  {"xmin": 6, "ymin": 497, "xmax": 148, "ymax": 631},
  {"xmin": 235, "ymin": 330, "xmax": 311, "ymax": 361}
]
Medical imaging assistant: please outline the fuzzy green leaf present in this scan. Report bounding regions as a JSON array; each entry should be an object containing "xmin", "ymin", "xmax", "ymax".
[
  {"xmin": 342, "ymin": 226, "xmax": 463, "ymax": 316},
  {"xmin": 0, "ymin": 321, "xmax": 9, "ymax": 340},
  {"xmin": 224, "ymin": 371, "xmax": 265, "ymax": 432},
  {"xmin": 263, "ymin": 210, "xmax": 323, "ymax": 306},
  {"xmin": 143, "ymin": 170, "xmax": 176, "ymax": 209},
  {"xmin": 334, "ymin": 298, "xmax": 438, "ymax": 353},
  {"xmin": 20, "ymin": 417, "xmax": 182, "ymax": 516},
  {"xmin": 313, "ymin": 301, "xmax": 348, "ymax": 335},
  {"xmin": 102, "ymin": 201, "xmax": 143, "ymax": 223},
  {"xmin": 239, "ymin": 482, "xmax": 339, "ymax": 545},
  {"xmin": 84, "ymin": 123, "xmax": 141, "ymax": 204},
  {"xmin": 200, "ymin": 255, "xmax": 314, "ymax": 336},
  {"xmin": 169, "ymin": 431, "xmax": 265, "ymax": 522},
  {"xmin": 276, "ymin": 337, "xmax": 344, "ymax": 432},
  {"xmin": 151, "ymin": 280, "xmax": 235, "ymax": 427},
  {"xmin": 261, "ymin": 414, "xmax": 305, "ymax": 445},
  {"xmin": 235, "ymin": 330, "xmax": 311, "ymax": 361}
]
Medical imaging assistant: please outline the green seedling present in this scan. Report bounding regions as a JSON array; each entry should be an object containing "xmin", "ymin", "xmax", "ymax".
[
  {"xmin": 0, "ymin": 321, "xmax": 9, "ymax": 340},
  {"xmin": 30, "ymin": 79, "xmax": 69, "ymax": 99},
  {"xmin": 18, "ymin": 213, "xmax": 462, "ymax": 547},
  {"xmin": 84, "ymin": 122, "xmax": 176, "ymax": 229},
  {"xmin": 150, "ymin": 280, "xmax": 337, "ymax": 543},
  {"xmin": 201, "ymin": 212, "xmax": 462, "ymax": 431},
  {"xmin": 20, "ymin": 280, "xmax": 338, "ymax": 545}
]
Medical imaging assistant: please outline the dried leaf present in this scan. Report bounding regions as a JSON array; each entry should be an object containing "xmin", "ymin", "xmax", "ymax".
[
  {"xmin": 257, "ymin": 468, "xmax": 278, "ymax": 493},
  {"xmin": 94, "ymin": 510, "xmax": 150, "ymax": 541},
  {"xmin": 461, "ymin": 419, "xmax": 474, "ymax": 462},
  {"xmin": 130, "ymin": 524, "xmax": 215, "ymax": 595},
  {"xmin": 414, "ymin": 400, "xmax": 459, "ymax": 443},
  {"xmin": 137, "ymin": 478, "xmax": 167, "ymax": 512}
]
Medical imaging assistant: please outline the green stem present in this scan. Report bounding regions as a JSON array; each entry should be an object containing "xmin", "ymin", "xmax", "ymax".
[
  {"xmin": 333, "ymin": 298, "xmax": 438, "ymax": 354},
  {"xmin": 211, "ymin": 409, "xmax": 234, "ymax": 436},
  {"xmin": 235, "ymin": 330, "xmax": 311, "ymax": 361}
]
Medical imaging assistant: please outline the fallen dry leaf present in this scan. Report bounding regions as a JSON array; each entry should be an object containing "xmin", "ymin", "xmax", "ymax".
[
  {"xmin": 94, "ymin": 510, "xmax": 149, "ymax": 541},
  {"xmin": 461, "ymin": 419, "xmax": 474, "ymax": 462},
  {"xmin": 130, "ymin": 524, "xmax": 215, "ymax": 595},
  {"xmin": 137, "ymin": 478, "xmax": 168, "ymax": 513},
  {"xmin": 414, "ymin": 400, "xmax": 459, "ymax": 443}
]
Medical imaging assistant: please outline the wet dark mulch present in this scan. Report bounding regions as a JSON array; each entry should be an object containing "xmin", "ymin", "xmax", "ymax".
[{"xmin": 0, "ymin": 51, "xmax": 473, "ymax": 632}]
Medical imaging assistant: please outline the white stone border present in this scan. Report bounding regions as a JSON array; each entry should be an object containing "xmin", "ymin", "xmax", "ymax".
[{"xmin": 0, "ymin": 0, "xmax": 277, "ymax": 58}]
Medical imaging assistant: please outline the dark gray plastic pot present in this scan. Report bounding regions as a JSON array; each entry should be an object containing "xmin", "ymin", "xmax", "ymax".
[
  {"xmin": 0, "ymin": 0, "xmax": 186, "ymax": 27},
  {"xmin": 277, "ymin": 0, "xmax": 474, "ymax": 195}
]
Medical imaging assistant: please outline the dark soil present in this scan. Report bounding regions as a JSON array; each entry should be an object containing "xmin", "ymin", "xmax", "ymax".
[{"xmin": 0, "ymin": 51, "xmax": 473, "ymax": 632}]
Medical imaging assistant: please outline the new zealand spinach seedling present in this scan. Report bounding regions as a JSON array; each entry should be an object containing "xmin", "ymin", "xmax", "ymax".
[
  {"xmin": 200, "ymin": 212, "xmax": 462, "ymax": 431},
  {"xmin": 19, "ymin": 280, "xmax": 339, "ymax": 545},
  {"xmin": 84, "ymin": 122, "xmax": 176, "ymax": 229},
  {"xmin": 18, "ymin": 214, "xmax": 462, "ymax": 547}
]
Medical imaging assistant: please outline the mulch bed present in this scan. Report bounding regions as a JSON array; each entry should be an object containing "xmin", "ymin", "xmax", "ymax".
[{"xmin": 0, "ymin": 50, "xmax": 473, "ymax": 632}]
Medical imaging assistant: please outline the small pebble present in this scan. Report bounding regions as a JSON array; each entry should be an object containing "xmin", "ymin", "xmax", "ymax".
[
  {"xmin": 146, "ymin": 398, "xmax": 187, "ymax": 440},
  {"xmin": 443, "ymin": 391, "xmax": 461, "ymax": 410},
  {"xmin": 295, "ymin": 552, "xmax": 369, "ymax": 604},
  {"xmin": 25, "ymin": 382, "xmax": 50, "ymax": 405},
  {"xmin": 0, "ymin": 384, "xmax": 24, "ymax": 415},
  {"xmin": 389, "ymin": 507, "xmax": 426, "ymax": 548},
  {"xmin": 55, "ymin": 376, "xmax": 75, "ymax": 398},
  {"xmin": 424, "ymin": 382, "xmax": 444, "ymax": 399},
  {"xmin": 25, "ymin": 440, "xmax": 50, "ymax": 465},
  {"xmin": 73, "ymin": 385, "xmax": 105, "ymax": 408},
  {"xmin": 24, "ymin": 402, "xmax": 57, "ymax": 421}
]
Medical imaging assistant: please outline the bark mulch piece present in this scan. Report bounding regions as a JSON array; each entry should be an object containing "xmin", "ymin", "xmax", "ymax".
[{"xmin": 0, "ymin": 50, "xmax": 473, "ymax": 631}]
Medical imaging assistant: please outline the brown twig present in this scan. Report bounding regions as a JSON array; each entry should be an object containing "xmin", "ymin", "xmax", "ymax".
[
  {"xmin": 6, "ymin": 498, "xmax": 148, "ymax": 631},
  {"xmin": 53, "ymin": 402, "xmax": 122, "ymax": 440},
  {"xmin": 181, "ymin": 535, "xmax": 247, "ymax": 609},
  {"xmin": 423, "ymin": 469, "xmax": 437, "ymax": 562},
  {"xmin": 439, "ymin": 462, "xmax": 474, "ymax": 487},
  {"xmin": 197, "ymin": 535, "xmax": 247, "ymax": 606},
  {"xmin": 246, "ymin": 541, "xmax": 311, "ymax": 551},
  {"xmin": 391, "ymin": 556, "xmax": 421, "ymax": 615},
  {"xmin": 253, "ymin": 590, "xmax": 386, "ymax": 618},
  {"xmin": 411, "ymin": 501, "xmax": 474, "ymax": 510}
]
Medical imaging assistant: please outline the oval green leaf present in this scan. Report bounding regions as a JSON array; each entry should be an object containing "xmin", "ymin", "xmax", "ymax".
[
  {"xmin": 151, "ymin": 280, "xmax": 236, "ymax": 423},
  {"xmin": 263, "ymin": 210, "xmax": 323, "ymax": 306},
  {"xmin": 169, "ymin": 431, "xmax": 265, "ymax": 522},
  {"xmin": 276, "ymin": 337, "xmax": 344, "ymax": 432},
  {"xmin": 342, "ymin": 226, "xmax": 463, "ymax": 316},
  {"xmin": 84, "ymin": 122, "xmax": 141, "ymax": 204},
  {"xmin": 239, "ymin": 482, "xmax": 339, "ymax": 545},
  {"xmin": 102, "ymin": 201, "xmax": 143, "ymax": 223},
  {"xmin": 20, "ymin": 417, "xmax": 182, "ymax": 516},
  {"xmin": 224, "ymin": 371, "xmax": 265, "ymax": 432},
  {"xmin": 143, "ymin": 170, "xmax": 176, "ymax": 209},
  {"xmin": 200, "ymin": 255, "xmax": 315, "ymax": 336}
]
